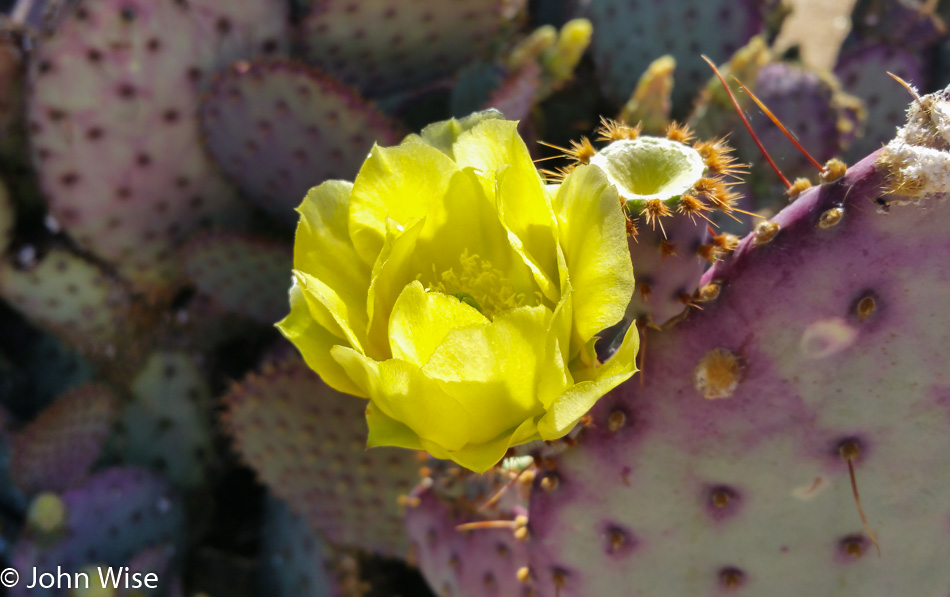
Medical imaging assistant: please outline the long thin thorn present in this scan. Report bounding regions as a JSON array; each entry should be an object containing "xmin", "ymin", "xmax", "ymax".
[
  {"xmin": 456, "ymin": 520, "xmax": 519, "ymax": 532},
  {"xmin": 478, "ymin": 467, "xmax": 532, "ymax": 513},
  {"xmin": 732, "ymin": 77, "xmax": 825, "ymax": 173},
  {"xmin": 722, "ymin": 210, "xmax": 744, "ymax": 224},
  {"xmin": 701, "ymin": 55, "xmax": 791, "ymax": 188},
  {"xmin": 846, "ymin": 458, "xmax": 881, "ymax": 557},
  {"xmin": 538, "ymin": 140, "xmax": 571, "ymax": 152},
  {"xmin": 689, "ymin": 210, "xmax": 716, "ymax": 226},
  {"xmin": 887, "ymin": 72, "xmax": 922, "ymax": 103},
  {"xmin": 727, "ymin": 207, "xmax": 766, "ymax": 219},
  {"xmin": 533, "ymin": 154, "xmax": 566, "ymax": 162}
]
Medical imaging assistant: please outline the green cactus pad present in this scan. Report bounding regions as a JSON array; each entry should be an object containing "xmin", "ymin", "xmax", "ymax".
[
  {"xmin": 223, "ymin": 353, "xmax": 419, "ymax": 557},
  {"xmin": 199, "ymin": 60, "xmax": 400, "ymax": 225},
  {"xmin": 451, "ymin": 62, "xmax": 506, "ymax": 118},
  {"xmin": 583, "ymin": 0, "xmax": 766, "ymax": 113},
  {"xmin": 27, "ymin": 0, "xmax": 286, "ymax": 293},
  {"xmin": 11, "ymin": 383, "xmax": 118, "ymax": 494},
  {"xmin": 180, "ymin": 232, "xmax": 292, "ymax": 325},
  {"xmin": 261, "ymin": 497, "xmax": 346, "ymax": 597},
  {"xmin": 116, "ymin": 351, "xmax": 213, "ymax": 489},
  {"xmin": 299, "ymin": 0, "xmax": 523, "ymax": 96},
  {"xmin": 0, "ymin": 248, "xmax": 134, "ymax": 357}
]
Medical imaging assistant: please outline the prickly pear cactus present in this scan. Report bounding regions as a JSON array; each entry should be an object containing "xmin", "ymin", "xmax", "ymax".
[
  {"xmin": 845, "ymin": 0, "xmax": 949, "ymax": 50},
  {"xmin": 737, "ymin": 61, "xmax": 863, "ymax": 204},
  {"xmin": 199, "ymin": 60, "xmax": 400, "ymax": 225},
  {"xmin": 261, "ymin": 497, "xmax": 348, "ymax": 597},
  {"xmin": 582, "ymin": 0, "xmax": 767, "ymax": 113},
  {"xmin": 180, "ymin": 232, "xmax": 292, "ymax": 325},
  {"xmin": 511, "ymin": 87, "xmax": 950, "ymax": 597},
  {"xmin": 0, "ymin": 247, "xmax": 138, "ymax": 359},
  {"xmin": 12, "ymin": 467, "xmax": 185, "ymax": 597},
  {"xmin": 11, "ymin": 383, "xmax": 118, "ymax": 494},
  {"xmin": 299, "ymin": 0, "xmax": 525, "ymax": 96},
  {"xmin": 27, "ymin": 0, "xmax": 285, "ymax": 292},
  {"xmin": 405, "ymin": 488, "xmax": 531, "ymax": 597},
  {"xmin": 618, "ymin": 55, "xmax": 675, "ymax": 135},
  {"xmin": 835, "ymin": 44, "xmax": 924, "ymax": 162},
  {"xmin": 451, "ymin": 18, "xmax": 591, "ymax": 122},
  {"xmin": 116, "ymin": 352, "xmax": 213, "ymax": 489},
  {"xmin": 548, "ymin": 120, "xmax": 744, "ymax": 328},
  {"xmin": 223, "ymin": 353, "xmax": 420, "ymax": 557}
]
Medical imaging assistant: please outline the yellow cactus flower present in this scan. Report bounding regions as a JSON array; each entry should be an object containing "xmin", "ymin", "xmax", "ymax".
[{"xmin": 278, "ymin": 111, "xmax": 638, "ymax": 472}]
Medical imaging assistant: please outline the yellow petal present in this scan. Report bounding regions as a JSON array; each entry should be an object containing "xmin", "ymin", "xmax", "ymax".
[
  {"xmin": 365, "ymin": 218, "xmax": 425, "ymax": 359},
  {"xmin": 441, "ymin": 418, "xmax": 541, "ymax": 473},
  {"xmin": 537, "ymin": 320, "xmax": 639, "ymax": 439},
  {"xmin": 423, "ymin": 305, "xmax": 551, "ymax": 444},
  {"xmin": 276, "ymin": 283, "xmax": 363, "ymax": 396},
  {"xmin": 294, "ymin": 270, "xmax": 365, "ymax": 355},
  {"xmin": 331, "ymin": 347, "xmax": 472, "ymax": 451},
  {"xmin": 451, "ymin": 118, "xmax": 533, "ymax": 190},
  {"xmin": 416, "ymin": 109, "xmax": 505, "ymax": 157},
  {"xmin": 294, "ymin": 180, "xmax": 372, "ymax": 348},
  {"xmin": 409, "ymin": 168, "xmax": 538, "ymax": 304},
  {"xmin": 452, "ymin": 119, "xmax": 561, "ymax": 299},
  {"xmin": 553, "ymin": 164, "xmax": 634, "ymax": 363},
  {"xmin": 366, "ymin": 169, "xmax": 539, "ymax": 358},
  {"xmin": 389, "ymin": 281, "xmax": 489, "ymax": 366},
  {"xmin": 348, "ymin": 141, "xmax": 458, "ymax": 265},
  {"xmin": 497, "ymin": 166, "xmax": 560, "ymax": 302},
  {"xmin": 365, "ymin": 402, "xmax": 424, "ymax": 451}
]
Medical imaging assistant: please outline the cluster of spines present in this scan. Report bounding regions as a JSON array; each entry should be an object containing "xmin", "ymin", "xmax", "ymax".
[{"xmin": 540, "ymin": 117, "xmax": 746, "ymax": 260}]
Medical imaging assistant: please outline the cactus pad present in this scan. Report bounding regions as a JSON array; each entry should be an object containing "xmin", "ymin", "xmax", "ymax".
[
  {"xmin": 223, "ymin": 354, "xmax": 419, "ymax": 557},
  {"xmin": 117, "ymin": 351, "xmax": 213, "ymax": 489},
  {"xmin": 27, "ymin": 0, "xmax": 284, "ymax": 291},
  {"xmin": 11, "ymin": 383, "xmax": 118, "ymax": 494},
  {"xmin": 583, "ymin": 0, "xmax": 766, "ymax": 113},
  {"xmin": 522, "ymin": 101, "xmax": 950, "ymax": 595},
  {"xmin": 738, "ymin": 62, "xmax": 863, "ymax": 201},
  {"xmin": 836, "ymin": 43, "xmax": 924, "ymax": 162},
  {"xmin": 11, "ymin": 467, "xmax": 185, "ymax": 597},
  {"xmin": 199, "ymin": 60, "xmax": 399, "ymax": 225},
  {"xmin": 181, "ymin": 232, "xmax": 292, "ymax": 324},
  {"xmin": 845, "ymin": 0, "xmax": 950, "ymax": 51},
  {"xmin": 299, "ymin": 0, "xmax": 522, "ymax": 96},
  {"xmin": 0, "ymin": 248, "xmax": 134, "ymax": 357},
  {"xmin": 261, "ymin": 497, "xmax": 345, "ymax": 597},
  {"xmin": 405, "ymin": 488, "xmax": 532, "ymax": 597}
]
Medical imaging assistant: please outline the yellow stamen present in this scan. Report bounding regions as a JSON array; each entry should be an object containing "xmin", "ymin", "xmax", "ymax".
[{"xmin": 427, "ymin": 249, "xmax": 532, "ymax": 319}]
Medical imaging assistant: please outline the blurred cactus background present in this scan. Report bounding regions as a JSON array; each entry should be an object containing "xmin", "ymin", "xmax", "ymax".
[{"xmin": 0, "ymin": 0, "xmax": 946, "ymax": 595}]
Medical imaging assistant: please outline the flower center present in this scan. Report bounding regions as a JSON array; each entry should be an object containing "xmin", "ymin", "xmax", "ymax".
[{"xmin": 427, "ymin": 249, "xmax": 529, "ymax": 319}]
